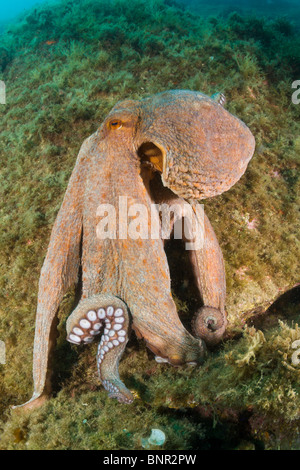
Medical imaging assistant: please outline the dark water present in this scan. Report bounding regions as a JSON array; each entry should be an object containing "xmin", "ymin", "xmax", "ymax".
[
  {"xmin": 1, "ymin": 0, "xmax": 48, "ymax": 21},
  {"xmin": 0, "ymin": 0, "xmax": 55, "ymax": 34},
  {"xmin": 181, "ymin": 0, "xmax": 300, "ymax": 27}
]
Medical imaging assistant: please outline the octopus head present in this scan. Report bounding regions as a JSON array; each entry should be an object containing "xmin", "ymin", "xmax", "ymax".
[{"xmin": 135, "ymin": 89, "xmax": 255, "ymax": 200}]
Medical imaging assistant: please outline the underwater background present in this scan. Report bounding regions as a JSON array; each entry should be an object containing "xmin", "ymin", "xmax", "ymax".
[{"xmin": 0, "ymin": 0, "xmax": 299, "ymax": 450}]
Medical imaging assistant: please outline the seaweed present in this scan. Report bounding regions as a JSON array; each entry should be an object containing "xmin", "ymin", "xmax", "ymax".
[{"xmin": 0, "ymin": 0, "xmax": 299, "ymax": 450}]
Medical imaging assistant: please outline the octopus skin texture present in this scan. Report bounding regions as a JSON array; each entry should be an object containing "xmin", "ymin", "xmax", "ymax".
[{"xmin": 16, "ymin": 90, "xmax": 255, "ymax": 409}]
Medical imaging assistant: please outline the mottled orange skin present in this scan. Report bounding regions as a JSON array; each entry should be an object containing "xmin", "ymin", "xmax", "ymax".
[{"xmin": 15, "ymin": 90, "xmax": 255, "ymax": 408}]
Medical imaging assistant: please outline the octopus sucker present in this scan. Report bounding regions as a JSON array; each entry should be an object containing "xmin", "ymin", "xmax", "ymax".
[
  {"xmin": 15, "ymin": 90, "xmax": 255, "ymax": 409},
  {"xmin": 192, "ymin": 306, "xmax": 228, "ymax": 347},
  {"xmin": 66, "ymin": 293, "xmax": 133, "ymax": 404}
]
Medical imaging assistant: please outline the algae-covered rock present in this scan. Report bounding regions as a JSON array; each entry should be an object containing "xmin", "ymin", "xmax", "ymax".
[
  {"xmin": 0, "ymin": 0, "xmax": 299, "ymax": 450},
  {"xmin": 0, "ymin": 47, "xmax": 11, "ymax": 72}
]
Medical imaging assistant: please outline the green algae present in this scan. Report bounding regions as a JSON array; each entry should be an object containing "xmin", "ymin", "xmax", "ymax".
[
  {"xmin": 0, "ymin": 390, "xmax": 205, "ymax": 450},
  {"xmin": 0, "ymin": 0, "xmax": 299, "ymax": 450}
]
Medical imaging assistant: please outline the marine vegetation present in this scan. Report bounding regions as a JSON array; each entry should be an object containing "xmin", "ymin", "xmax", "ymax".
[{"xmin": 0, "ymin": 0, "xmax": 299, "ymax": 450}]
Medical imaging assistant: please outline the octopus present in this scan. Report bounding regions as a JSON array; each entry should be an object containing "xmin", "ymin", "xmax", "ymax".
[{"xmin": 16, "ymin": 90, "xmax": 255, "ymax": 409}]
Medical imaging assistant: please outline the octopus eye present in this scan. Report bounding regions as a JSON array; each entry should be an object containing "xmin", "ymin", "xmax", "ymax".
[{"xmin": 109, "ymin": 120, "xmax": 123, "ymax": 130}]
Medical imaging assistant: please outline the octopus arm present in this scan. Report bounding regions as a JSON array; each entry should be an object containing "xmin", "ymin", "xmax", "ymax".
[
  {"xmin": 14, "ymin": 134, "xmax": 95, "ymax": 410},
  {"xmin": 188, "ymin": 208, "xmax": 228, "ymax": 345},
  {"xmin": 161, "ymin": 195, "xmax": 227, "ymax": 346},
  {"xmin": 188, "ymin": 208, "xmax": 226, "ymax": 312}
]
